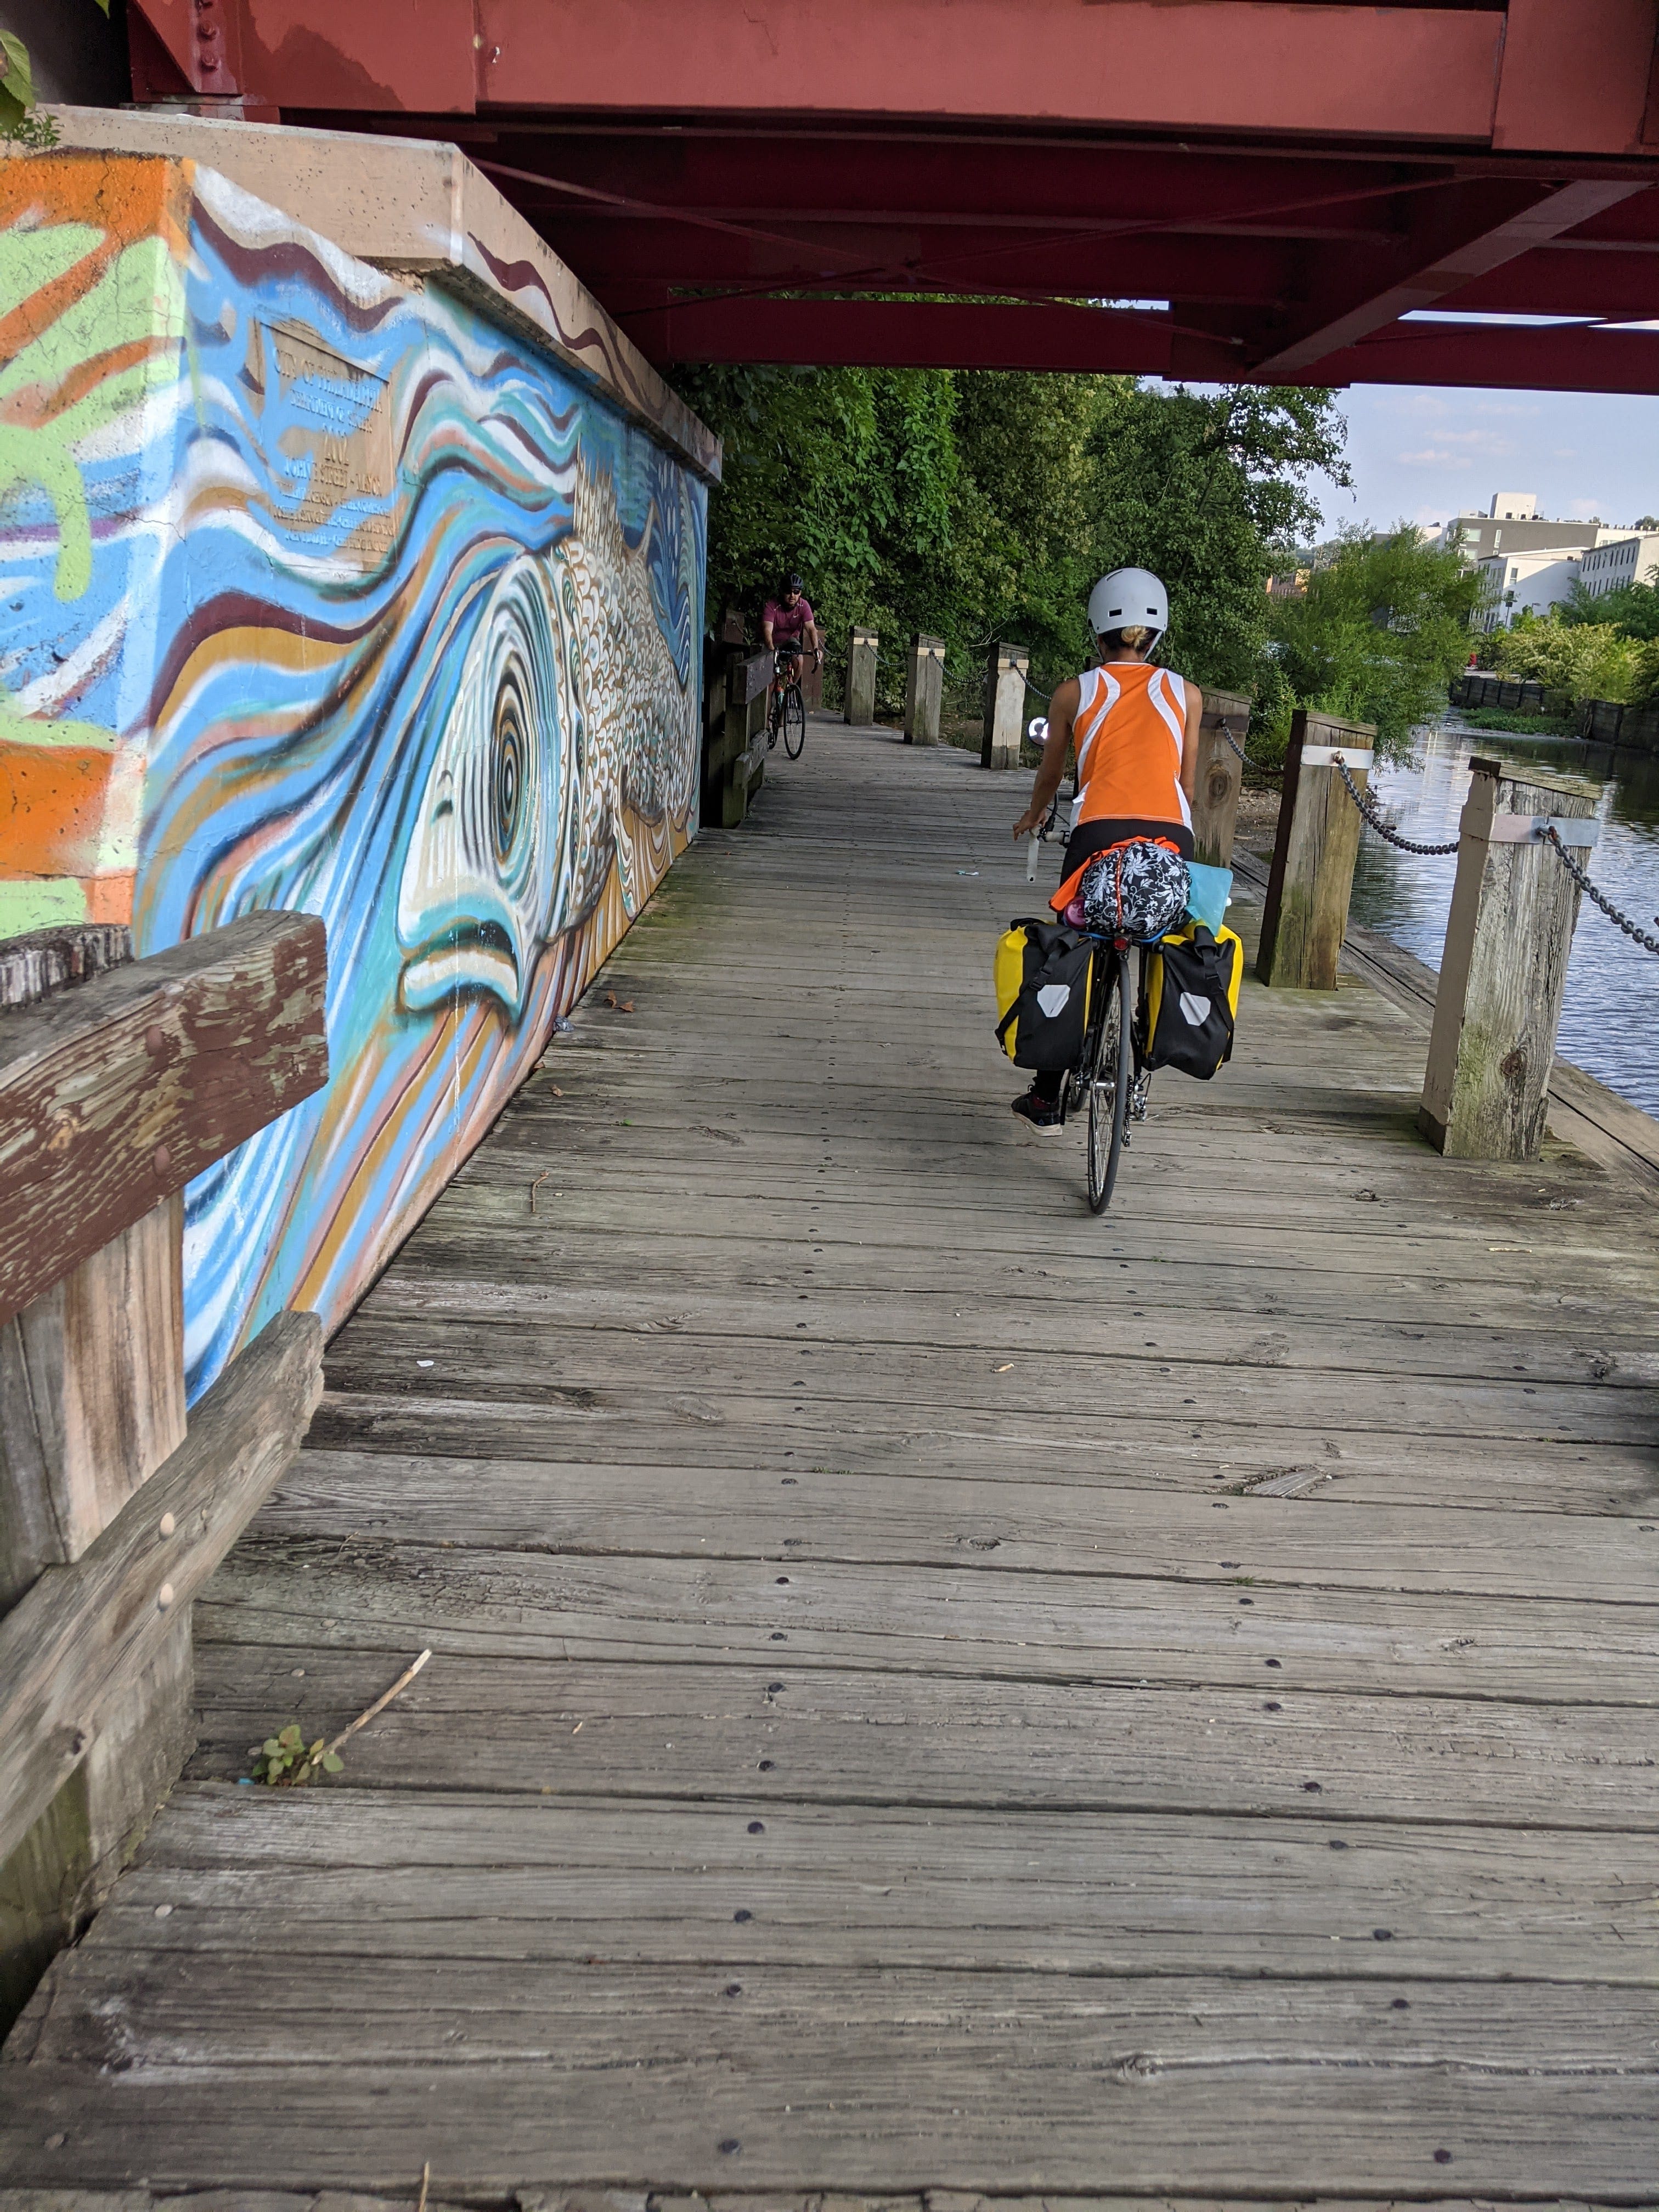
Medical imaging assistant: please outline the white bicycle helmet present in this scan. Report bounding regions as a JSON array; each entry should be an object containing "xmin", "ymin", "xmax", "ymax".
[{"xmin": 1087, "ymin": 567, "xmax": 1168, "ymax": 644}]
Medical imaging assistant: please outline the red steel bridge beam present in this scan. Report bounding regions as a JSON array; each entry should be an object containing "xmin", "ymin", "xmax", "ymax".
[{"xmin": 122, "ymin": 0, "xmax": 1659, "ymax": 393}]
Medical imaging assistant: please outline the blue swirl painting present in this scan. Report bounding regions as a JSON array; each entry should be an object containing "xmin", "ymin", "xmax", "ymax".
[{"xmin": 0, "ymin": 156, "xmax": 705, "ymax": 1395}]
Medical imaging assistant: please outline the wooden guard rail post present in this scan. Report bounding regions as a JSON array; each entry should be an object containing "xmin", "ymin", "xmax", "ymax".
[
  {"xmin": 702, "ymin": 647, "xmax": 774, "ymax": 828},
  {"xmin": 1256, "ymin": 709, "xmax": 1378, "ymax": 990},
  {"xmin": 981, "ymin": 641, "xmax": 1029, "ymax": 770},
  {"xmin": 1418, "ymin": 757, "xmax": 1600, "ymax": 1161},
  {"xmin": 845, "ymin": 627, "xmax": 878, "ymax": 726},
  {"xmin": 904, "ymin": 634, "xmax": 945, "ymax": 746},
  {"xmin": 1189, "ymin": 687, "xmax": 1253, "ymax": 870},
  {"xmin": 0, "ymin": 911, "xmax": 329, "ymax": 2029}
]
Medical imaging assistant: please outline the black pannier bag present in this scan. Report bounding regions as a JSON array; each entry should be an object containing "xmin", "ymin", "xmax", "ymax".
[
  {"xmin": 994, "ymin": 918, "xmax": 1093, "ymax": 1071},
  {"xmin": 1142, "ymin": 922, "xmax": 1243, "ymax": 1080}
]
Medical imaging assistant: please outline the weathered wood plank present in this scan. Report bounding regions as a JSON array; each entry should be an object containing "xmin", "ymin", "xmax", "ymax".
[
  {"xmin": 257, "ymin": 1448, "xmax": 1659, "ymax": 1605},
  {"xmin": 23, "ymin": 1954, "xmax": 1659, "ymax": 2072},
  {"xmin": 381, "ymin": 1222, "xmax": 1639, "ymax": 1336},
  {"xmin": 1, "ymin": 2030, "xmax": 1657, "ymax": 2196},
  {"xmin": 193, "ymin": 1539, "xmax": 1659, "ymax": 1702},
  {"xmin": 317, "ymin": 1313, "xmax": 1659, "ymax": 1448},
  {"xmin": 301, "ymin": 1390, "xmax": 1659, "ymax": 1521},
  {"xmin": 53, "ymin": 1786, "xmax": 1659, "ymax": 1985},
  {"xmin": 185, "ymin": 1651, "xmax": 1659, "ymax": 1830},
  {"xmin": 0, "ymin": 915, "xmax": 328, "ymax": 1326},
  {"xmin": 0, "ymin": 1198, "xmax": 185, "ymax": 1611},
  {"xmin": 0, "ymin": 1313, "xmax": 323, "ymax": 1867},
  {"xmin": 359, "ymin": 1273, "xmax": 1659, "ymax": 1390}
]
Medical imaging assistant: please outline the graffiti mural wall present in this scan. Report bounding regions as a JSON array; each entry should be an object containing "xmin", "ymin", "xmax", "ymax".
[{"xmin": 0, "ymin": 151, "xmax": 707, "ymax": 1393}]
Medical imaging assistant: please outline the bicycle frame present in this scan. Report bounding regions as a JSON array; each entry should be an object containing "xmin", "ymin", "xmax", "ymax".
[{"xmin": 1056, "ymin": 934, "xmax": 1147, "ymax": 1128}]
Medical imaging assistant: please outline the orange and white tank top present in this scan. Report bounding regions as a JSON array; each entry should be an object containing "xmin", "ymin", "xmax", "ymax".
[{"xmin": 1071, "ymin": 662, "xmax": 1191, "ymax": 833}]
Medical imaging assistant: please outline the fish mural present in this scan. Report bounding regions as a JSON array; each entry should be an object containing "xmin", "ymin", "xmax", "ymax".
[
  {"xmin": 397, "ymin": 454, "xmax": 702, "ymax": 1019},
  {"xmin": 0, "ymin": 152, "xmax": 708, "ymax": 1395}
]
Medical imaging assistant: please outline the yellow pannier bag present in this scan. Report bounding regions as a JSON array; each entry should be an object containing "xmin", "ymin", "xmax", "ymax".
[
  {"xmin": 994, "ymin": 924, "xmax": 1030, "ymax": 1058},
  {"xmin": 994, "ymin": 918, "xmax": 1093, "ymax": 1069},
  {"xmin": 1142, "ymin": 920, "xmax": 1244, "ymax": 1080}
]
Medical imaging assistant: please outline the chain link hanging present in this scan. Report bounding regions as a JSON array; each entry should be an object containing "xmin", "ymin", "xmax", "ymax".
[
  {"xmin": 1542, "ymin": 827, "xmax": 1659, "ymax": 958},
  {"xmin": 1325, "ymin": 754, "xmax": 1659, "ymax": 961},
  {"xmin": 1221, "ymin": 720, "xmax": 1282, "ymax": 778},
  {"xmin": 1333, "ymin": 758, "xmax": 1462, "ymax": 855}
]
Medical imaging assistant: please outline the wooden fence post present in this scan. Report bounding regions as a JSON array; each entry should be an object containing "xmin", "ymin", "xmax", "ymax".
[
  {"xmin": 981, "ymin": 641, "xmax": 1029, "ymax": 770},
  {"xmin": 904, "ymin": 633, "xmax": 945, "ymax": 746},
  {"xmin": 1256, "ymin": 709, "xmax": 1377, "ymax": 990},
  {"xmin": 0, "ymin": 912, "xmax": 329, "ymax": 2031},
  {"xmin": 845, "ymin": 627, "xmax": 878, "ymax": 725},
  {"xmin": 706, "ymin": 650, "xmax": 773, "ymax": 827},
  {"xmin": 1418, "ymin": 757, "xmax": 1600, "ymax": 1160},
  {"xmin": 1189, "ymin": 687, "xmax": 1252, "ymax": 869}
]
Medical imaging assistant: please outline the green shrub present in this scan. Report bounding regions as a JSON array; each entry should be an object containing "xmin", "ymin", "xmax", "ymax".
[{"xmin": 1478, "ymin": 619, "xmax": 1645, "ymax": 704}]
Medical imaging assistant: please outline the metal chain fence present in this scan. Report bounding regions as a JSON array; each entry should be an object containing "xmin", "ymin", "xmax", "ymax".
[
  {"xmin": 1542, "ymin": 827, "xmax": 1659, "ymax": 958},
  {"xmin": 1221, "ymin": 721, "xmax": 1283, "ymax": 779},
  {"xmin": 1323, "ymin": 754, "xmax": 1659, "ymax": 960},
  {"xmin": 1333, "ymin": 757, "xmax": 1462, "ymax": 856}
]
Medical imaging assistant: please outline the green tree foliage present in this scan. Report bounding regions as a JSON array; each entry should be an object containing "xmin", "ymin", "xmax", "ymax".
[
  {"xmin": 1266, "ymin": 528, "xmax": 1486, "ymax": 758},
  {"xmin": 678, "ymin": 365, "xmax": 1349, "ymax": 710},
  {"xmin": 1091, "ymin": 383, "xmax": 1345, "ymax": 692},
  {"xmin": 1560, "ymin": 575, "xmax": 1659, "ymax": 642},
  {"xmin": 1480, "ymin": 615, "xmax": 1659, "ymax": 706}
]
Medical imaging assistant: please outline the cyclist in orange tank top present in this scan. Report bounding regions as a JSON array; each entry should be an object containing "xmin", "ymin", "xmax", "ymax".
[{"xmin": 1009, "ymin": 567, "xmax": 1203, "ymax": 1130}]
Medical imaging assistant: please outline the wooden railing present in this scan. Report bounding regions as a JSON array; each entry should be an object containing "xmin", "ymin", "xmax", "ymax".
[
  {"xmin": 0, "ymin": 912, "xmax": 329, "ymax": 2025},
  {"xmin": 703, "ymin": 644, "xmax": 775, "ymax": 828}
]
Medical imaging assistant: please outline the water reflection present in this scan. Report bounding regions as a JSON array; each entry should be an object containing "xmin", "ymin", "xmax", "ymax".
[{"xmin": 1348, "ymin": 719, "xmax": 1659, "ymax": 1115}]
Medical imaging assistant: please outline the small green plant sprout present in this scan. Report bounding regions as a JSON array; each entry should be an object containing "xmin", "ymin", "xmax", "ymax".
[{"xmin": 249, "ymin": 1724, "xmax": 345, "ymax": 1787}]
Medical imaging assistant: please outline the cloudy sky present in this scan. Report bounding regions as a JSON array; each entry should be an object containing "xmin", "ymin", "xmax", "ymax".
[{"xmin": 1309, "ymin": 385, "xmax": 1659, "ymax": 537}]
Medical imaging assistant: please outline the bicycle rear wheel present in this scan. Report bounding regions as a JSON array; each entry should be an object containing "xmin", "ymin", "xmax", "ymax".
[
  {"xmin": 782, "ymin": 685, "xmax": 806, "ymax": 758},
  {"xmin": 1086, "ymin": 948, "xmax": 1132, "ymax": 1214}
]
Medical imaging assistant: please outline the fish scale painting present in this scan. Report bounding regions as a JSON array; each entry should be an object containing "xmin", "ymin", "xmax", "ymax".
[{"xmin": 0, "ymin": 151, "xmax": 708, "ymax": 1396}]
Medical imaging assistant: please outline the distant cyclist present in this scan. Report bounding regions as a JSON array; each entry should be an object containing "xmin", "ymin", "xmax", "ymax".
[
  {"xmin": 761, "ymin": 573, "xmax": 822, "ymax": 694},
  {"xmin": 1008, "ymin": 567, "xmax": 1201, "ymax": 1130}
]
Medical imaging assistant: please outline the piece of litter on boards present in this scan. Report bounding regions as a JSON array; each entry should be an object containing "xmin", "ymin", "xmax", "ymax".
[
  {"xmin": 551, "ymin": 1014, "xmax": 573, "ymax": 1034},
  {"xmin": 416, "ymin": 1359, "xmax": 435, "ymax": 1368}
]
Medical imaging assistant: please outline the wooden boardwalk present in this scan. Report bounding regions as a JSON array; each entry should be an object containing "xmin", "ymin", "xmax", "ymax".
[{"xmin": 5, "ymin": 721, "xmax": 1659, "ymax": 2206}]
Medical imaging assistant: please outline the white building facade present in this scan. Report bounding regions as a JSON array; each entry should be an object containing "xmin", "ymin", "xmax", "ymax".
[
  {"xmin": 1473, "ymin": 550, "xmax": 1583, "ymax": 633},
  {"xmin": 1578, "ymin": 532, "xmax": 1659, "ymax": 598}
]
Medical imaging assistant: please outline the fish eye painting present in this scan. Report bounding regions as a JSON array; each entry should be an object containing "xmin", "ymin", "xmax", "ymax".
[{"xmin": 0, "ymin": 152, "xmax": 708, "ymax": 1397}]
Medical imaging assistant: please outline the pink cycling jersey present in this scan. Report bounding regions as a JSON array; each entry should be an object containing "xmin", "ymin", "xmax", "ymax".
[{"xmin": 764, "ymin": 596, "xmax": 815, "ymax": 641}]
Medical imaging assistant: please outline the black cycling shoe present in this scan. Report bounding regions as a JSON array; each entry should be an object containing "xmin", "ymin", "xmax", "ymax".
[{"xmin": 1011, "ymin": 1088, "xmax": 1064, "ymax": 1132}]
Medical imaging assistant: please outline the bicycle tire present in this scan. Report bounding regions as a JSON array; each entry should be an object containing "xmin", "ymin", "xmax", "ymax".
[
  {"xmin": 783, "ymin": 685, "xmax": 806, "ymax": 758},
  {"xmin": 1086, "ymin": 948, "xmax": 1132, "ymax": 1214}
]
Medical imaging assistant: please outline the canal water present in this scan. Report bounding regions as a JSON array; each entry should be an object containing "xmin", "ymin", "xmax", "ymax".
[{"xmin": 1347, "ymin": 720, "xmax": 1659, "ymax": 1118}]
